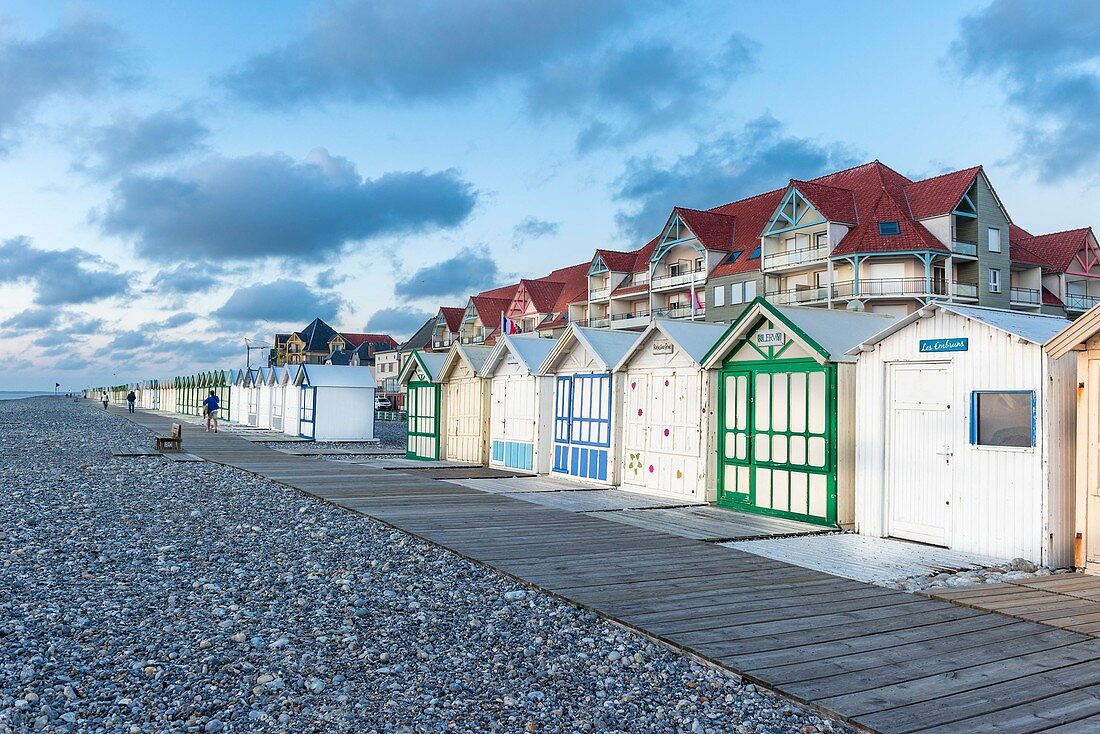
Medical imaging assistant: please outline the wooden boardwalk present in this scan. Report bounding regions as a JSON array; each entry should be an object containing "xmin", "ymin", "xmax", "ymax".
[
  {"xmin": 927, "ymin": 575, "xmax": 1100, "ymax": 637},
  {"xmin": 115, "ymin": 407, "xmax": 1100, "ymax": 733}
]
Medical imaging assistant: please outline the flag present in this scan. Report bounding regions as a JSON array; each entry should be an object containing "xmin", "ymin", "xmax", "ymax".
[
  {"xmin": 501, "ymin": 312, "xmax": 518, "ymax": 334},
  {"xmin": 692, "ymin": 289, "xmax": 704, "ymax": 311}
]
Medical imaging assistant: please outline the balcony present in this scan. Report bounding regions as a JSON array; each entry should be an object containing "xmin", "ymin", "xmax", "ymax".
[
  {"xmin": 1067, "ymin": 293, "xmax": 1100, "ymax": 312},
  {"xmin": 589, "ymin": 286, "xmax": 612, "ymax": 301},
  {"xmin": 767, "ymin": 278, "xmax": 956, "ymax": 305},
  {"xmin": 765, "ymin": 286, "xmax": 830, "ymax": 305},
  {"xmin": 762, "ymin": 243, "xmax": 830, "ymax": 271},
  {"xmin": 431, "ymin": 339, "xmax": 453, "ymax": 349},
  {"xmin": 609, "ymin": 310, "xmax": 650, "ymax": 329},
  {"xmin": 953, "ymin": 281, "xmax": 979, "ymax": 300},
  {"xmin": 459, "ymin": 335, "xmax": 486, "ymax": 345},
  {"xmin": 952, "ymin": 240, "xmax": 978, "ymax": 257},
  {"xmin": 651, "ymin": 305, "xmax": 705, "ymax": 320},
  {"xmin": 1010, "ymin": 286, "xmax": 1041, "ymax": 306},
  {"xmin": 650, "ymin": 268, "xmax": 705, "ymax": 291}
]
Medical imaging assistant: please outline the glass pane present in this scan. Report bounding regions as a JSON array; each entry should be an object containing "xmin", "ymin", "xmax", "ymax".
[
  {"xmin": 789, "ymin": 472, "xmax": 809, "ymax": 515},
  {"xmin": 736, "ymin": 376, "xmax": 747, "ymax": 430},
  {"xmin": 789, "ymin": 435, "xmax": 807, "ymax": 465},
  {"xmin": 975, "ymin": 392, "xmax": 1033, "ymax": 447},
  {"xmin": 809, "ymin": 474, "xmax": 828, "ymax": 518},
  {"xmin": 772, "ymin": 373, "xmax": 789, "ymax": 431},
  {"xmin": 771, "ymin": 470, "xmax": 790, "ymax": 512},
  {"xmin": 725, "ymin": 376, "xmax": 738, "ymax": 429},
  {"xmin": 755, "ymin": 373, "xmax": 771, "ymax": 431},
  {"xmin": 789, "ymin": 372, "xmax": 807, "ymax": 433},
  {"xmin": 808, "ymin": 371, "xmax": 826, "ymax": 434},
  {"xmin": 808, "ymin": 437, "xmax": 826, "ymax": 467},
  {"xmin": 754, "ymin": 434, "xmax": 770, "ymax": 462},
  {"xmin": 771, "ymin": 434, "xmax": 788, "ymax": 464},
  {"xmin": 735, "ymin": 432, "xmax": 747, "ymax": 460},
  {"xmin": 737, "ymin": 466, "xmax": 749, "ymax": 494},
  {"xmin": 755, "ymin": 468, "xmax": 772, "ymax": 508}
]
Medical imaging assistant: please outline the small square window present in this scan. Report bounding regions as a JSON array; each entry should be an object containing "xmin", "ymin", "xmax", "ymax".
[
  {"xmin": 988, "ymin": 228, "xmax": 1002, "ymax": 253},
  {"xmin": 970, "ymin": 391, "xmax": 1034, "ymax": 448},
  {"xmin": 988, "ymin": 267, "xmax": 1001, "ymax": 293},
  {"xmin": 878, "ymin": 221, "xmax": 901, "ymax": 236}
]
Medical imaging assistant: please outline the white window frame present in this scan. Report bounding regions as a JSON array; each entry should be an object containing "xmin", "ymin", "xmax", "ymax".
[
  {"xmin": 988, "ymin": 267, "xmax": 1001, "ymax": 293},
  {"xmin": 744, "ymin": 280, "xmax": 758, "ymax": 301},
  {"xmin": 712, "ymin": 284, "xmax": 726, "ymax": 307},
  {"xmin": 988, "ymin": 227, "xmax": 1002, "ymax": 253}
]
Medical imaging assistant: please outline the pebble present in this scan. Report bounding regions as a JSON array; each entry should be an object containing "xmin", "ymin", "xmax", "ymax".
[{"xmin": 0, "ymin": 399, "xmax": 847, "ymax": 734}]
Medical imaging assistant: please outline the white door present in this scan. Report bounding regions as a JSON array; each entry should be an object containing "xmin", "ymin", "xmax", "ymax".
[
  {"xmin": 271, "ymin": 388, "xmax": 284, "ymax": 431},
  {"xmin": 621, "ymin": 373, "xmax": 649, "ymax": 487},
  {"xmin": 886, "ymin": 363, "xmax": 953, "ymax": 546},
  {"xmin": 446, "ymin": 378, "xmax": 481, "ymax": 463},
  {"xmin": 490, "ymin": 374, "xmax": 535, "ymax": 471}
]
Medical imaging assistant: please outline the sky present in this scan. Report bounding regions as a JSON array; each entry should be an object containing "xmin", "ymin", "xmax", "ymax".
[{"xmin": 2, "ymin": 0, "xmax": 1099, "ymax": 390}]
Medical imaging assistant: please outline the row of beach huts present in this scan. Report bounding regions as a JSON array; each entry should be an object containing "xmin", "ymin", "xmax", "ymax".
[{"xmin": 96, "ymin": 298, "xmax": 1100, "ymax": 575}]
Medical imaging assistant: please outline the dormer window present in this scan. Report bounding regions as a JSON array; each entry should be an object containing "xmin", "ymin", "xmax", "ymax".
[{"xmin": 878, "ymin": 221, "xmax": 901, "ymax": 236}]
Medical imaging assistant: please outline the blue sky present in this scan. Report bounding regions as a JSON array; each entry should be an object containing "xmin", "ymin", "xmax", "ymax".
[{"xmin": 2, "ymin": 0, "xmax": 1098, "ymax": 389}]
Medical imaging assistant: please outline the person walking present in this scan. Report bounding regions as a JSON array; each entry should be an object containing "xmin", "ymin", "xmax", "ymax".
[
  {"xmin": 101, "ymin": 391, "xmax": 109, "ymax": 410},
  {"xmin": 202, "ymin": 390, "xmax": 220, "ymax": 433},
  {"xmin": 126, "ymin": 389, "xmax": 136, "ymax": 414}
]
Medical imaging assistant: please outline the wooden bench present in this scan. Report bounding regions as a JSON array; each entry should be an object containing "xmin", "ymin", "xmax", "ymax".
[{"xmin": 155, "ymin": 423, "xmax": 183, "ymax": 452}]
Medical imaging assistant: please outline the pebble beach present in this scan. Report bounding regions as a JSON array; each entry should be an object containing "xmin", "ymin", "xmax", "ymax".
[{"xmin": 0, "ymin": 398, "xmax": 847, "ymax": 734}]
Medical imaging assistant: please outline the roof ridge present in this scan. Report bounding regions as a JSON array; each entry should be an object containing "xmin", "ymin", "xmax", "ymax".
[
  {"xmin": 908, "ymin": 164, "xmax": 982, "ymax": 186},
  {"xmin": 1022, "ymin": 226, "xmax": 1093, "ymax": 239}
]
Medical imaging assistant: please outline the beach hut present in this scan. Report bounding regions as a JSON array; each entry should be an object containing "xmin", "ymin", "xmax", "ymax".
[
  {"xmin": 851, "ymin": 303, "xmax": 1074, "ymax": 566},
  {"xmin": 438, "ymin": 344, "xmax": 493, "ymax": 464},
  {"xmin": 280, "ymin": 367, "xmax": 301, "ymax": 437},
  {"xmin": 612, "ymin": 319, "xmax": 728, "ymax": 501},
  {"xmin": 229, "ymin": 369, "xmax": 247, "ymax": 424},
  {"xmin": 701, "ymin": 298, "xmax": 897, "ymax": 527},
  {"xmin": 1033, "ymin": 305, "xmax": 1100, "ymax": 571},
  {"xmin": 211, "ymin": 369, "xmax": 231, "ymax": 419},
  {"xmin": 245, "ymin": 368, "xmax": 262, "ymax": 426},
  {"xmin": 267, "ymin": 367, "xmax": 285, "ymax": 432},
  {"xmin": 540, "ymin": 325, "xmax": 642, "ymax": 484},
  {"xmin": 479, "ymin": 334, "xmax": 559, "ymax": 474},
  {"xmin": 164, "ymin": 377, "xmax": 178, "ymax": 414},
  {"xmin": 257, "ymin": 367, "xmax": 275, "ymax": 429},
  {"xmin": 398, "ymin": 350, "xmax": 448, "ymax": 460},
  {"xmin": 293, "ymin": 364, "xmax": 377, "ymax": 441}
]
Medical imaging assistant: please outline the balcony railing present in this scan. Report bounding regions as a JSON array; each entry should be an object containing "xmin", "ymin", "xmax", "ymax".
[
  {"xmin": 589, "ymin": 286, "xmax": 612, "ymax": 301},
  {"xmin": 1067, "ymin": 293, "xmax": 1100, "ymax": 312},
  {"xmin": 432, "ymin": 339, "xmax": 453, "ymax": 349},
  {"xmin": 766, "ymin": 286, "xmax": 830, "ymax": 305},
  {"xmin": 766, "ymin": 278, "xmax": 973, "ymax": 305},
  {"xmin": 651, "ymin": 305, "xmax": 705, "ymax": 320},
  {"xmin": 762, "ymin": 244, "xmax": 830, "ymax": 270},
  {"xmin": 650, "ymin": 268, "xmax": 705, "ymax": 290},
  {"xmin": 1010, "ymin": 286, "xmax": 1041, "ymax": 306},
  {"xmin": 953, "ymin": 281, "xmax": 979, "ymax": 299},
  {"xmin": 459, "ymin": 335, "xmax": 486, "ymax": 344},
  {"xmin": 611, "ymin": 309, "xmax": 651, "ymax": 321},
  {"xmin": 952, "ymin": 240, "xmax": 978, "ymax": 257}
]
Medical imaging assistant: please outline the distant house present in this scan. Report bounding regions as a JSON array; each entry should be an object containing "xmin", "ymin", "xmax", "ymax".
[{"xmin": 271, "ymin": 318, "xmax": 398, "ymax": 367}]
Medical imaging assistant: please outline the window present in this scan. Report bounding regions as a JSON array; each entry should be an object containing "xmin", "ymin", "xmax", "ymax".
[
  {"xmin": 988, "ymin": 227, "xmax": 1002, "ymax": 253},
  {"xmin": 695, "ymin": 257, "xmax": 704, "ymax": 272},
  {"xmin": 749, "ymin": 246, "xmax": 762, "ymax": 259},
  {"xmin": 712, "ymin": 285, "xmax": 726, "ymax": 307},
  {"xmin": 877, "ymin": 221, "xmax": 901, "ymax": 236},
  {"xmin": 744, "ymin": 280, "xmax": 757, "ymax": 300},
  {"xmin": 970, "ymin": 391, "xmax": 1034, "ymax": 448},
  {"xmin": 816, "ymin": 232, "xmax": 829, "ymax": 248},
  {"xmin": 988, "ymin": 268, "xmax": 1001, "ymax": 293},
  {"xmin": 724, "ymin": 250, "xmax": 743, "ymax": 264}
]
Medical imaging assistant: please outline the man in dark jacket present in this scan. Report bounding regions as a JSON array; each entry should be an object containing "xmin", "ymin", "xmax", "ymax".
[{"xmin": 126, "ymin": 390, "xmax": 137, "ymax": 413}]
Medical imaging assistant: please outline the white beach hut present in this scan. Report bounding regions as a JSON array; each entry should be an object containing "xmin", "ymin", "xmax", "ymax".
[
  {"xmin": 479, "ymin": 334, "xmax": 559, "ymax": 474},
  {"xmin": 540, "ymin": 325, "xmax": 643, "ymax": 485},
  {"xmin": 438, "ymin": 344, "xmax": 493, "ymax": 464},
  {"xmin": 293, "ymin": 364, "xmax": 377, "ymax": 441},
  {"xmin": 612, "ymin": 319, "xmax": 728, "ymax": 502},
  {"xmin": 244, "ymin": 368, "xmax": 262, "ymax": 426},
  {"xmin": 398, "ymin": 351, "xmax": 448, "ymax": 460},
  {"xmin": 1038, "ymin": 305, "xmax": 1100, "ymax": 571},
  {"xmin": 281, "ymin": 367, "xmax": 301, "ymax": 438},
  {"xmin": 267, "ymin": 366, "xmax": 286, "ymax": 432},
  {"xmin": 700, "ymin": 299, "xmax": 897, "ymax": 527},
  {"xmin": 851, "ymin": 303, "xmax": 1075, "ymax": 566},
  {"xmin": 229, "ymin": 369, "xmax": 248, "ymax": 424}
]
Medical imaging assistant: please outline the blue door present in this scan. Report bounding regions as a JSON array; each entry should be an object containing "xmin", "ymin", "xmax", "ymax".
[{"xmin": 552, "ymin": 373, "xmax": 612, "ymax": 481}]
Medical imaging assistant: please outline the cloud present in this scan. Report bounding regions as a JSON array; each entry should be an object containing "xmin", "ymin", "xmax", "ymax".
[
  {"xmin": 316, "ymin": 267, "xmax": 349, "ymax": 289},
  {"xmin": 0, "ymin": 236, "xmax": 130, "ymax": 306},
  {"xmin": 512, "ymin": 216, "xmax": 559, "ymax": 248},
  {"xmin": 0, "ymin": 14, "xmax": 131, "ymax": 152},
  {"xmin": 160, "ymin": 312, "xmax": 200, "ymax": 329},
  {"xmin": 613, "ymin": 115, "xmax": 858, "ymax": 239},
  {"xmin": 1, "ymin": 308, "xmax": 58, "ymax": 333},
  {"xmin": 75, "ymin": 108, "xmax": 209, "ymax": 177},
  {"xmin": 148, "ymin": 263, "xmax": 224, "ymax": 295},
  {"xmin": 222, "ymin": 0, "xmax": 643, "ymax": 108},
  {"xmin": 364, "ymin": 307, "xmax": 434, "ymax": 337},
  {"xmin": 394, "ymin": 247, "xmax": 501, "ymax": 300},
  {"xmin": 527, "ymin": 34, "xmax": 758, "ymax": 151},
  {"xmin": 98, "ymin": 148, "xmax": 477, "ymax": 263},
  {"xmin": 212, "ymin": 279, "xmax": 343, "ymax": 327},
  {"xmin": 951, "ymin": 1, "xmax": 1100, "ymax": 181}
]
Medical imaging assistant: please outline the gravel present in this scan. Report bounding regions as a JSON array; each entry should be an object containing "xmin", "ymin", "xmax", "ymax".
[
  {"xmin": 882, "ymin": 559, "xmax": 1073, "ymax": 593},
  {"xmin": 0, "ymin": 398, "xmax": 848, "ymax": 733}
]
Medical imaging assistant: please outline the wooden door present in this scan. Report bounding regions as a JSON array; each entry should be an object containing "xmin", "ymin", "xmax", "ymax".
[
  {"xmin": 621, "ymin": 372, "xmax": 649, "ymax": 487},
  {"xmin": 446, "ymin": 378, "xmax": 481, "ymax": 463},
  {"xmin": 271, "ymin": 387, "xmax": 283, "ymax": 431},
  {"xmin": 406, "ymin": 382, "xmax": 440, "ymax": 460},
  {"xmin": 490, "ymin": 375, "xmax": 535, "ymax": 471},
  {"xmin": 552, "ymin": 374, "xmax": 611, "ymax": 481},
  {"xmin": 887, "ymin": 363, "xmax": 953, "ymax": 546}
]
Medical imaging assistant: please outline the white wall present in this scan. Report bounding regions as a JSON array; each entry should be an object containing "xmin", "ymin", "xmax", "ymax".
[
  {"xmin": 313, "ymin": 387, "xmax": 376, "ymax": 441},
  {"xmin": 855, "ymin": 309, "xmax": 1075, "ymax": 564},
  {"xmin": 487, "ymin": 354, "xmax": 554, "ymax": 474}
]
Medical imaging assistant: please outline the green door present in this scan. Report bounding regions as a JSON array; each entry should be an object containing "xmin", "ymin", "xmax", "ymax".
[
  {"xmin": 406, "ymin": 381, "xmax": 441, "ymax": 460},
  {"xmin": 718, "ymin": 361, "xmax": 837, "ymax": 526}
]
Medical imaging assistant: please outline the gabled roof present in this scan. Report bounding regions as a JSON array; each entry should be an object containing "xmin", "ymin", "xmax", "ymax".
[
  {"xmin": 614, "ymin": 319, "xmax": 728, "ymax": 371},
  {"xmin": 294, "ymin": 364, "xmax": 377, "ymax": 388},
  {"xmin": 706, "ymin": 189, "xmax": 784, "ymax": 278},
  {"xmin": 339, "ymin": 332, "xmax": 398, "ymax": 349},
  {"xmin": 480, "ymin": 333, "xmax": 558, "ymax": 376},
  {"xmin": 904, "ymin": 166, "xmax": 981, "ymax": 220},
  {"xmin": 398, "ymin": 349, "xmax": 448, "ymax": 384},
  {"xmin": 790, "ymin": 180, "xmax": 857, "ymax": 225},
  {"xmin": 326, "ymin": 351, "xmax": 352, "ymax": 365},
  {"xmin": 400, "ymin": 317, "xmax": 435, "ymax": 352},
  {"xmin": 518, "ymin": 278, "xmax": 565, "ymax": 313},
  {"xmin": 437, "ymin": 307, "xmax": 465, "ymax": 334},
  {"xmin": 477, "ymin": 282, "xmax": 521, "ymax": 301},
  {"xmin": 439, "ymin": 343, "xmax": 492, "ymax": 381},
  {"xmin": 295, "ymin": 318, "xmax": 340, "ymax": 352},
  {"xmin": 1047, "ymin": 301, "xmax": 1100, "ymax": 358},
  {"xmin": 832, "ymin": 188, "xmax": 948, "ymax": 256},
  {"xmin": 540, "ymin": 324, "xmax": 643, "ymax": 373},
  {"xmin": 851, "ymin": 302, "xmax": 1071, "ymax": 354},
  {"xmin": 669, "ymin": 207, "xmax": 736, "ymax": 252},
  {"xmin": 593, "ymin": 248, "xmax": 637, "ymax": 272},
  {"xmin": 703, "ymin": 298, "xmax": 897, "ymax": 368},
  {"xmin": 1011, "ymin": 228, "xmax": 1093, "ymax": 273},
  {"xmin": 470, "ymin": 296, "xmax": 513, "ymax": 328}
]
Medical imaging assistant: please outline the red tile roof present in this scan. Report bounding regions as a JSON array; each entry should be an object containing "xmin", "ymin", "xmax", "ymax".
[
  {"xmin": 707, "ymin": 188, "xmax": 784, "ymax": 278},
  {"xmin": 516, "ymin": 278, "xmax": 564, "ymax": 313},
  {"xmin": 593, "ymin": 249, "xmax": 637, "ymax": 272},
  {"xmin": 339, "ymin": 333, "xmax": 399, "ymax": 349},
  {"xmin": 470, "ymin": 297, "xmax": 512, "ymax": 329},
  {"xmin": 1010, "ymin": 228, "xmax": 1092, "ymax": 273},
  {"xmin": 791, "ymin": 180, "xmax": 857, "ymax": 225},
  {"xmin": 832, "ymin": 188, "xmax": 948, "ymax": 256},
  {"xmin": 1043, "ymin": 286, "xmax": 1063, "ymax": 306},
  {"xmin": 611, "ymin": 282, "xmax": 650, "ymax": 296},
  {"xmin": 1009, "ymin": 238, "xmax": 1049, "ymax": 269},
  {"xmin": 673, "ymin": 208, "xmax": 736, "ymax": 251},
  {"xmin": 905, "ymin": 166, "xmax": 981, "ymax": 220},
  {"xmin": 478, "ymin": 282, "xmax": 520, "ymax": 300},
  {"xmin": 437, "ymin": 307, "xmax": 465, "ymax": 333},
  {"xmin": 545, "ymin": 262, "xmax": 590, "ymax": 313}
]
